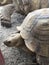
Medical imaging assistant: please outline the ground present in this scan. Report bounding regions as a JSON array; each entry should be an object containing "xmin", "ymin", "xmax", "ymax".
[{"xmin": 0, "ymin": 12, "xmax": 36, "ymax": 65}]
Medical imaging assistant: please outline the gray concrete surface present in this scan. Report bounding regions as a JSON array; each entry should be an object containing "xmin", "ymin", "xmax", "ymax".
[{"xmin": 0, "ymin": 12, "xmax": 36, "ymax": 65}]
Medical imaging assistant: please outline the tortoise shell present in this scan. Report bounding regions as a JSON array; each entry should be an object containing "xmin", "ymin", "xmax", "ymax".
[{"xmin": 17, "ymin": 8, "xmax": 49, "ymax": 57}]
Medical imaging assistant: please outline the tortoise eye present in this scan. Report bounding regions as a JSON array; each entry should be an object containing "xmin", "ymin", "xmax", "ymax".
[
  {"xmin": 4, "ymin": 40, "xmax": 11, "ymax": 45},
  {"xmin": 7, "ymin": 41, "xmax": 11, "ymax": 43}
]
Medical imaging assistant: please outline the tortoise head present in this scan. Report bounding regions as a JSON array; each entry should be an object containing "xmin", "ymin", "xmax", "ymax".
[
  {"xmin": 4, "ymin": 33, "xmax": 24, "ymax": 47},
  {"xmin": 4, "ymin": 33, "xmax": 33, "ymax": 54}
]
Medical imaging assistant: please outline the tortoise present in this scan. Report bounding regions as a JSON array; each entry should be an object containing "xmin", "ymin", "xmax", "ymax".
[
  {"xmin": 0, "ymin": 4, "xmax": 15, "ymax": 27},
  {"xmin": 13, "ymin": 0, "xmax": 49, "ymax": 15},
  {"xmin": 4, "ymin": 8, "xmax": 49, "ymax": 65}
]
